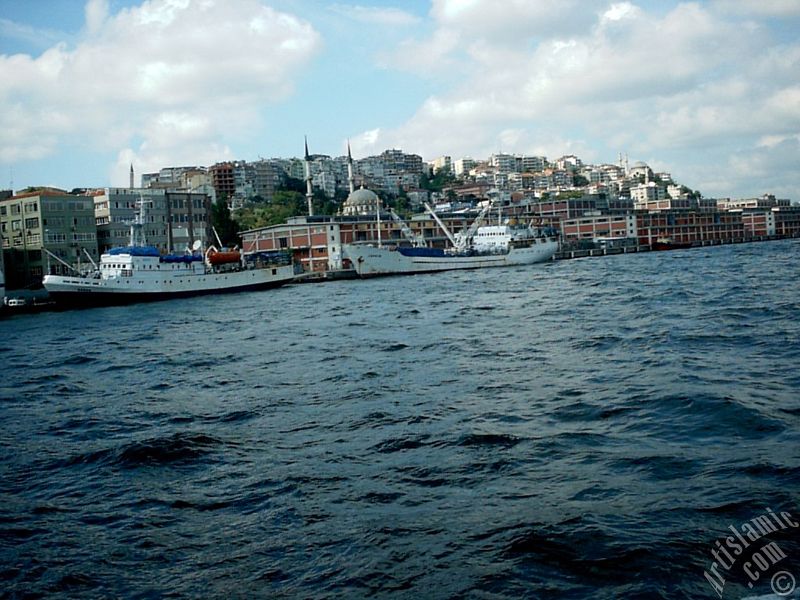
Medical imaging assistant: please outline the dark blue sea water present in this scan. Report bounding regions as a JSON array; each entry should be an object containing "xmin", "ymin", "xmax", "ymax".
[{"xmin": 2, "ymin": 240, "xmax": 800, "ymax": 599}]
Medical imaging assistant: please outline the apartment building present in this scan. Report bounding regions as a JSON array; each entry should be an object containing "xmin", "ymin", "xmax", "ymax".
[
  {"xmin": 0, "ymin": 190, "xmax": 98, "ymax": 288},
  {"xmin": 454, "ymin": 158, "xmax": 477, "ymax": 178},
  {"xmin": 94, "ymin": 188, "xmax": 212, "ymax": 254},
  {"xmin": 631, "ymin": 182, "xmax": 667, "ymax": 205}
]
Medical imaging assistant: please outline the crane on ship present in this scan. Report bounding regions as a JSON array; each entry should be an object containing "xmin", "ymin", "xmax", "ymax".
[
  {"xmin": 387, "ymin": 208, "xmax": 426, "ymax": 247},
  {"xmin": 424, "ymin": 202, "xmax": 460, "ymax": 249},
  {"xmin": 453, "ymin": 200, "xmax": 495, "ymax": 250},
  {"xmin": 424, "ymin": 199, "xmax": 495, "ymax": 252}
]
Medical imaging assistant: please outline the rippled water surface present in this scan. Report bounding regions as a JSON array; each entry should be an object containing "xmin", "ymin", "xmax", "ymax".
[{"xmin": 2, "ymin": 240, "xmax": 800, "ymax": 599}]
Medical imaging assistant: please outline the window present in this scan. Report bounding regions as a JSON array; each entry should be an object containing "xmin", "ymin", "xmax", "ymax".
[
  {"xmin": 11, "ymin": 220, "xmax": 21, "ymax": 231},
  {"xmin": 0, "ymin": 206, "xmax": 5, "ymax": 215},
  {"xmin": 25, "ymin": 217, "xmax": 39, "ymax": 229},
  {"xmin": 11, "ymin": 204, "xmax": 21, "ymax": 215}
]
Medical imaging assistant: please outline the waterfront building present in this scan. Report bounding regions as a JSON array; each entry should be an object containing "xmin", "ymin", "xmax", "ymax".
[
  {"xmin": 717, "ymin": 194, "xmax": 791, "ymax": 210},
  {"xmin": 735, "ymin": 205, "xmax": 800, "ymax": 237},
  {"xmin": 773, "ymin": 206, "xmax": 800, "ymax": 235},
  {"xmin": 560, "ymin": 214, "xmax": 637, "ymax": 242},
  {"xmin": 560, "ymin": 208, "xmax": 747, "ymax": 247},
  {"xmin": 635, "ymin": 210, "xmax": 744, "ymax": 246},
  {"xmin": 739, "ymin": 210, "xmax": 776, "ymax": 236},
  {"xmin": 0, "ymin": 190, "xmax": 98, "ymax": 289},
  {"xmin": 518, "ymin": 196, "xmax": 598, "ymax": 221}
]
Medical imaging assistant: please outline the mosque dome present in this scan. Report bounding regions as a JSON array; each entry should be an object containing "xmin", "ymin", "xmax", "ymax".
[{"xmin": 342, "ymin": 186, "xmax": 379, "ymax": 216}]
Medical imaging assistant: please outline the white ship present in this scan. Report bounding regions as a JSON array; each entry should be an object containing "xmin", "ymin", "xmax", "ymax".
[
  {"xmin": 342, "ymin": 200, "xmax": 559, "ymax": 277},
  {"xmin": 43, "ymin": 201, "xmax": 296, "ymax": 307}
]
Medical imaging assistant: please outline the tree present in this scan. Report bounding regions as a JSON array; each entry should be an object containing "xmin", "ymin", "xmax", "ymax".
[
  {"xmin": 680, "ymin": 185, "xmax": 702, "ymax": 200},
  {"xmin": 231, "ymin": 191, "xmax": 308, "ymax": 231},
  {"xmin": 572, "ymin": 174, "xmax": 589, "ymax": 187},
  {"xmin": 210, "ymin": 195, "xmax": 239, "ymax": 246},
  {"xmin": 420, "ymin": 170, "xmax": 455, "ymax": 192}
]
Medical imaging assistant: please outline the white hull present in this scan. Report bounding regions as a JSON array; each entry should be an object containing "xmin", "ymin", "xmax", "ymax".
[
  {"xmin": 43, "ymin": 264, "xmax": 295, "ymax": 306},
  {"xmin": 343, "ymin": 239, "xmax": 558, "ymax": 277}
]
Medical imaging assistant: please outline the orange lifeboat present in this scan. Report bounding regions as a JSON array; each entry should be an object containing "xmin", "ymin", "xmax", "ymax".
[{"xmin": 207, "ymin": 249, "xmax": 241, "ymax": 265}]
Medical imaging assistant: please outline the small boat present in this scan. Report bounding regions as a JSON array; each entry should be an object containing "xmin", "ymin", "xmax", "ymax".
[
  {"xmin": 42, "ymin": 199, "xmax": 297, "ymax": 307},
  {"xmin": 342, "ymin": 199, "xmax": 558, "ymax": 277},
  {"xmin": 651, "ymin": 237, "xmax": 693, "ymax": 251}
]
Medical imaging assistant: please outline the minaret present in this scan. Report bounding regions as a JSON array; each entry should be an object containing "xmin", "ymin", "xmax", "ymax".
[
  {"xmin": 304, "ymin": 136, "xmax": 314, "ymax": 217},
  {"xmin": 130, "ymin": 164, "xmax": 134, "ymax": 189},
  {"xmin": 347, "ymin": 140, "xmax": 355, "ymax": 194}
]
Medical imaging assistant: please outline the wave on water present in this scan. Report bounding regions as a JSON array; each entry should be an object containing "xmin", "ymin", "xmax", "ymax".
[{"xmin": 62, "ymin": 432, "xmax": 224, "ymax": 469}]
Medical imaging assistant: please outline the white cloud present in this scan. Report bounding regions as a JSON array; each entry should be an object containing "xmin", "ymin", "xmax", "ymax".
[
  {"xmin": 380, "ymin": 28, "xmax": 461, "ymax": 75},
  {"xmin": 430, "ymin": 0, "xmax": 601, "ymax": 40},
  {"xmin": 0, "ymin": 0, "xmax": 321, "ymax": 184},
  {"xmin": 329, "ymin": 4, "xmax": 420, "ymax": 26},
  {"xmin": 84, "ymin": 0, "xmax": 108, "ymax": 34},
  {"xmin": 600, "ymin": 2, "xmax": 641, "ymax": 23},
  {"xmin": 712, "ymin": 0, "xmax": 800, "ymax": 17}
]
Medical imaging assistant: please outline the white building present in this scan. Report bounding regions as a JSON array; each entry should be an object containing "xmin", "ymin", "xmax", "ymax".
[
  {"xmin": 631, "ymin": 182, "xmax": 667, "ymax": 205},
  {"xmin": 454, "ymin": 158, "xmax": 477, "ymax": 178}
]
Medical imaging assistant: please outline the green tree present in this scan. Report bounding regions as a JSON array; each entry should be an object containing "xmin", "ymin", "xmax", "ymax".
[
  {"xmin": 572, "ymin": 174, "xmax": 589, "ymax": 187},
  {"xmin": 210, "ymin": 195, "xmax": 239, "ymax": 246},
  {"xmin": 420, "ymin": 170, "xmax": 455, "ymax": 192}
]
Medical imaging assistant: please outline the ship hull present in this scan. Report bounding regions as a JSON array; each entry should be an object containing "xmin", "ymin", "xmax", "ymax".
[
  {"xmin": 343, "ymin": 240, "xmax": 558, "ymax": 277},
  {"xmin": 651, "ymin": 241, "xmax": 693, "ymax": 251},
  {"xmin": 43, "ymin": 265, "xmax": 295, "ymax": 308}
]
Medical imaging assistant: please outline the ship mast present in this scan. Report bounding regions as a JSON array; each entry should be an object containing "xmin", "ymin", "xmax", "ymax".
[{"xmin": 130, "ymin": 196, "xmax": 149, "ymax": 247}]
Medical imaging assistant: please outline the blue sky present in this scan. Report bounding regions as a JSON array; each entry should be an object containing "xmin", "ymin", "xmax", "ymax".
[{"xmin": 1, "ymin": 0, "xmax": 798, "ymax": 200}]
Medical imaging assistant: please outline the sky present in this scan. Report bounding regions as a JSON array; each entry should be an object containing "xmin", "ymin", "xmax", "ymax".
[{"xmin": 0, "ymin": 0, "xmax": 798, "ymax": 200}]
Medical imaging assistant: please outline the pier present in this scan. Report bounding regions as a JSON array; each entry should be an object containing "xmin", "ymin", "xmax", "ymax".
[{"xmin": 554, "ymin": 233, "xmax": 797, "ymax": 260}]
